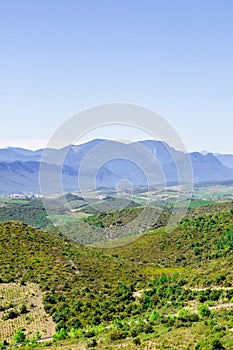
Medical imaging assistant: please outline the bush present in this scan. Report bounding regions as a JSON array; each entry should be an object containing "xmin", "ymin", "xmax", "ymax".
[
  {"xmin": 143, "ymin": 322, "xmax": 154, "ymax": 334},
  {"xmin": 66, "ymin": 317, "xmax": 81, "ymax": 328},
  {"xmin": 211, "ymin": 338, "xmax": 225, "ymax": 349},
  {"xmin": 197, "ymin": 304, "xmax": 211, "ymax": 317},
  {"xmin": 195, "ymin": 340, "xmax": 208, "ymax": 349},
  {"xmin": 130, "ymin": 325, "xmax": 142, "ymax": 338},
  {"xmin": 52, "ymin": 328, "xmax": 68, "ymax": 340},
  {"xmin": 198, "ymin": 291, "xmax": 210, "ymax": 303},
  {"xmin": 87, "ymin": 338, "xmax": 98, "ymax": 348},
  {"xmin": 3, "ymin": 309, "xmax": 19, "ymax": 320},
  {"xmin": 20, "ymin": 304, "xmax": 28, "ymax": 314},
  {"xmin": 165, "ymin": 314, "xmax": 176, "ymax": 327},
  {"xmin": 109, "ymin": 329, "xmax": 126, "ymax": 341},
  {"xmin": 177, "ymin": 309, "xmax": 199, "ymax": 323},
  {"xmin": 55, "ymin": 320, "xmax": 66, "ymax": 331},
  {"xmin": 216, "ymin": 275, "xmax": 226, "ymax": 285},
  {"xmin": 84, "ymin": 330, "xmax": 96, "ymax": 339},
  {"xmin": 14, "ymin": 329, "xmax": 26, "ymax": 344},
  {"xmin": 133, "ymin": 337, "xmax": 141, "ymax": 345},
  {"xmin": 0, "ymin": 341, "xmax": 8, "ymax": 350},
  {"xmin": 213, "ymin": 324, "xmax": 226, "ymax": 332},
  {"xmin": 149, "ymin": 310, "xmax": 161, "ymax": 322}
]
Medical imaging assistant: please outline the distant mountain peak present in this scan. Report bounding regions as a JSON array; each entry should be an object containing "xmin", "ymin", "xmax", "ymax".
[{"xmin": 0, "ymin": 140, "xmax": 232, "ymax": 194}]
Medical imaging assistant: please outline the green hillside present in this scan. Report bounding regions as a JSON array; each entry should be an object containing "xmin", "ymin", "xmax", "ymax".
[
  {"xmin": 0, "ymin": 199, "xmax": 52, "ymax": 228},
  {"xmin": 1, "ymin": 202, "xmax": 233, "ymax": 348}
]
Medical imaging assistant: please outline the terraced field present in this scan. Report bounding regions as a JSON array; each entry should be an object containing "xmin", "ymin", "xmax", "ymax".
[{"xmin": 0, "ymin": 283, "xmax": 55, "ymax": 342}]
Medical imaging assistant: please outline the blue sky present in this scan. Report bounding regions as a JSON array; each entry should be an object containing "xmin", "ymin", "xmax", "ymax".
[{"xmin": 0, "ymin": 0, "xmax": 233, "ymax": 153}]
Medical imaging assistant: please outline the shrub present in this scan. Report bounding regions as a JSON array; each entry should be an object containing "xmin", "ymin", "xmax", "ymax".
[
  {"xmin": 143, "ymin": 322, "xmax": 154, "ymax": 334},
  {"xmin": 0, "ymin": 341, "xmax": 8, "ymax": 350},
  {"xmin": 177, "ymin": 309, "xmax": 199, "ymax": 323},
  {"xmin": 84, "ymin": 330, "xmax": 96, "ymax": 339},
  {"xmin": 20, "ymin": 304, "xmax": 28, "ymax": 314},
  {"xmin": 216, "ymin": 275, "xmax": 226, "ymax": 285},
  {"xmin": 109, "ymin": 329, "xmax": 126, "ymax": 341},
  {"xmin": 149, "ymin": 310, "xmax": 161, "ymax": 322},
  {"xmin": 130, "ymin": 324, "xmax": 143, "ymax": 338},
  {"xmin": 87, "ymin": 338, "xmax": 98, "ymax": 348},
  {"xmin": 133, "ymin": 337, "xmax": 141, "ymax": 346},
  {"xmin": 66, "ymin": 317, "xmax": 82, "ymax": 328},
  {"xmin": 55, "ymin": 320, "xmax": 66, "ymax": 331},
  {"xmin": 14, "ymin": 329, "xmax": 26, "ymax": 344},
  {"xmin": 211, "ymin": 338, "xmax": 225, "ymax": 349},
  {"xmin": 213, "ymin": 324, "xmax": 226, "ymax": 332},
  {"xmin": 198, "ymin": 305, "xmax": 211, "ymax": 317},
  {"xmin": 52, "ymin": 328, "xmax": 68, "ymax": 340},
  {"xmin": 3, "ymin": 309, "xmax": 19, "ymax": 320}
]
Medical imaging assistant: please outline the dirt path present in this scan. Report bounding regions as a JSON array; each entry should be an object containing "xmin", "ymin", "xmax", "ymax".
[
  {"xmin": 209, "ymin": 303, "xmax": 233, "ymax": 310},
  {"xmin": 184, "ymin": 286, "xmax": 233, "ymax": 292}
]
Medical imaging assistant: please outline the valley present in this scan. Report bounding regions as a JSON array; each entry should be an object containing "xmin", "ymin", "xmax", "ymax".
[
  {"xmin": 0, "ymin": 188, "xmax": 233, "ymax": 348},
  {"xmin": 1, "ymin": 141, "xmax": 233, "ymax": 349},
  {"xmin": 2, "ymin": 0, "xmax": 233, "ymax": 348}
]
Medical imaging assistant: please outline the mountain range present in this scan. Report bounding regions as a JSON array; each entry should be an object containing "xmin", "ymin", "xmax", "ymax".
[{"xmin": 0, "ymin": 139, "xmax": 232, "ymax": 194}]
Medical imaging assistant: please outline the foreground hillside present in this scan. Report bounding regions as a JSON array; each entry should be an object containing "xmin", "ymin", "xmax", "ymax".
[{"xmin": 1, "ymin": 203, "xmax": 233, "ymax": 349}]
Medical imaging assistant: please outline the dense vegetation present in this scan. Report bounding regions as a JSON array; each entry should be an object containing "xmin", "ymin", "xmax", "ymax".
[
  {"xmin": 0, "ymin": 199, "xmax": 52, "ymax": 228},
  {"xmin": 84, "ymin": 206, "xmax": 170, "ymax": 229},
  {"xmin": 1, "ymin": 201, "xmax": 233, "ymax": 348}
]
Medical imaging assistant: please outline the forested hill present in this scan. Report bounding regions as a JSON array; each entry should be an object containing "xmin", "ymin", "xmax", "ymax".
[{"xmin": 1, "ymin": 202, "xmax": 233, "ymax": 348}]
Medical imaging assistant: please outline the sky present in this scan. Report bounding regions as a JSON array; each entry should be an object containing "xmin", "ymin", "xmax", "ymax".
[{"xmin": 0, "ymin": 0, "xmax": 233, "ymax": 153}]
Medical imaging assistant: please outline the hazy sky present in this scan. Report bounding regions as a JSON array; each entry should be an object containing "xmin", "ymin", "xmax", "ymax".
[{"xmin": 1, "ymin": 0, "xmax": 233, "ymax": 153}]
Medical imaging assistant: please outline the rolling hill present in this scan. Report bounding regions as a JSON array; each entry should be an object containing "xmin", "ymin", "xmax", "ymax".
[{"xmin": 1, "ymin": 202, "xmax": 233, "ymax": 348}]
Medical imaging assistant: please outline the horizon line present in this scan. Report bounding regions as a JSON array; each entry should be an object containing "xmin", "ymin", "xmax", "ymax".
[{"xmin": 0, "ymin": 138, "xmax": 232, "ymax": 155}]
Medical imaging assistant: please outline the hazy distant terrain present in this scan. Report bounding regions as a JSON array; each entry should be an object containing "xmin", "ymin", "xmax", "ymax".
[{"xmin": 0, "ymin": 139, "xmax": 232, "ymax": 194}]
